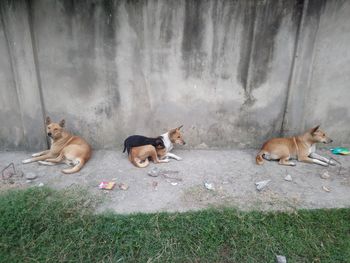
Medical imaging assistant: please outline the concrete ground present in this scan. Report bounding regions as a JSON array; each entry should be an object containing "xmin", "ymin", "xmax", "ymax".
[{"xmin": 0, "ymin": 149, "xmax": 349, "ymax": 214}]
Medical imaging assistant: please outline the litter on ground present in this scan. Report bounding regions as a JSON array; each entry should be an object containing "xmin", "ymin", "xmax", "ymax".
[
  {"xmin": 255, "ymin": 180, "xmax": 271, "ymax": 191},
  {"xmin": 331, "ymin": 147, "xmax": 350, "ymax": 155},
  {"xmin": 204, "ymin": 182, "xmax": 215, "ymax": 190},
  {"xmin": 99, "ymin": 182, "xmax": 116, "ymax": 190}
]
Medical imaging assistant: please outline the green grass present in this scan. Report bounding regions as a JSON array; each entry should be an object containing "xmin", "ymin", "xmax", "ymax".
[{"xmin": 0, "ymin": 188, "xmax": 349, "ymax": 262}]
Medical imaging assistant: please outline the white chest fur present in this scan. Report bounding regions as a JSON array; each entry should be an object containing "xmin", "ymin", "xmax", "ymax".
[
  {"xmin": 161, "ymin": 132, "xmax": 173, "ymax": 152},
  {"xmin": 308, "ymin": 144, "xmax": 316, "ymax": 155}
]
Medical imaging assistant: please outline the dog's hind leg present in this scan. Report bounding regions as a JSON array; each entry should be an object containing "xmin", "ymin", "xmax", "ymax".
[
  {"xmin": 279, "ymin": 156, "xmax": 296, "ymax": 166},
  {"xmin": 62, "ymin": 158, "xmax": 85, "ymax": 174},
  {"xmin": 38, "ymin": 153, "xmax": 64, "ymax": 166},
  {"xmin": 38, "ymin": 161, "xmax": 56, "ymax": 166},
  {"xmin": 22, "ymin": 154, "xmax": 52, "ymax": 164},
  {"xmin": 150, "ymin": 150, "xmax": 169, "ymax": 164},
  {"xmin": 32, "ymin": 150, "xmax": 50, "ymax": 157}
]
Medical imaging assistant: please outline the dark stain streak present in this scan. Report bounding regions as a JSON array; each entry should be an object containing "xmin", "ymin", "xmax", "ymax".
[
  {"xmin": 306, "ymin": 0, "xmax": 326, "ymax": 17},
  {"xmin": 237, "ymin": 0, "xmax": 256, "ymax": 105},
  {"xmin": 210, "ymin": 0, "xmax": 238, "ymax": 79},
  {"xmin": 182, "ymin": 0, "xmax": 203, "ymax": 53},
  {"xmin": 160, "ymin": 4, "xmax": 174, "ymax": 44},
  {"xmin": 238, "ymin": 0, "xmax": 305, "ymax": 107},
  {"xmin": 182, "ymin": 0, "xmax": 208, "ymax": 78},
  {"xmin": 291, "ymin": 0, "xmax": 304, "ymax": 26},
  {"xmin": 101, "ymin": 0, "xmax": 120, "ymax": 110},
  {"xmin": 101, "ymin": 0, "xmax": 116, "ymax": 58}
]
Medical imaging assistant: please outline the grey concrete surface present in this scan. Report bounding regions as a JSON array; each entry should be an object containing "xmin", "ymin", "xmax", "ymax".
[
  {"xmin": 0, "ymin": 0, "xmax": 349, "ymax": 151},
  {"xmin": 1, "ymin": 149, "xmax": 349, "ymax": 214}
]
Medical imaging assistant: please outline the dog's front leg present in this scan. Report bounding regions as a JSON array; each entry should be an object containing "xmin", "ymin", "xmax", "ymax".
[
  {"xmin": 299, "ymin": 156, "xmax": 329, "ymax": 166},
  {"xmin": 22, "ymin": 154, "xmax": 53, "ymax": 164},
  {"xmin": 31, "ymin": 150, "xmax": 50, "ymax": 157},
  {"xmin": 164, "ymin": 152, "xmax": 182, "ymax": 161},
  {"xmin": 309, "ymin": 152, "xmax": 335, "ymax": 165}
]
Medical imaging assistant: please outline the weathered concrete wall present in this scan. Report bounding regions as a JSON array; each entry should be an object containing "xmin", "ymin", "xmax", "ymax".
[
  {"xmin": 0, "ymin": 0, "xmax": 349, "ymax": 150},
  {"xmin": 282, "ymin": 0, "xmax": 350, "ymax": 143},
  {"xmin": 0, "ymin": 0, "xmax": 46, "ymax": 150}
]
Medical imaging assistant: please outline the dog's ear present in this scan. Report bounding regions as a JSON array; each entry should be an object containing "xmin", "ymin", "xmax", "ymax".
[
  {"xmin": 169, "ymin": 128, "xmax": 177, "ymax": 136},
  {"xmin": 177, "ymin": 125, "xmax": 183, "ymax": 130},
  {"xmin": 46, "ymin": 116, "xmax": 51, "ymax": 125},
  {"xmin": 59, "ymin": 119, "xmax": 65, "ymax": 128},
  {"xmin": 310, "ymin": 125, "xmax": 320, "ymax": 134}
]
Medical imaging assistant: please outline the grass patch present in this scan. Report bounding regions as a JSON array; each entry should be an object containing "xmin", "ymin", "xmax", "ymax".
[{"xmin": 0, "ymin": 188, "xmax": 349, "ymax": 262}]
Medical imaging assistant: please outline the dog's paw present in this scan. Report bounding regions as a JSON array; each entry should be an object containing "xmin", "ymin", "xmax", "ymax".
[
  {"xmin": 290, "ymin": 162, "xmax": 296, "ymax": 166},
  {"xmin": 31, "ymin": 153, "xmax": 41, "ymax": 157},
  {"xmin": 176, "ymin": 157, "xmax": 183, "ymax": 161},
  {"xmin": 22, "ymin": 159, "xmax": 32, "ymax": 164}
]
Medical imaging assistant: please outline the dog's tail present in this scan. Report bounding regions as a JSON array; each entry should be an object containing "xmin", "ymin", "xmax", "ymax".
[
  {"xmin": 131, "ymin": 157, "xmax": 149, "ymax": 168},
  {"xmin": 123, "ymin": 141, "xmax": 127, "ymax": 153},
  {"xmin": 256, "ymin": 150, "xmax": 265, "ymax": 165},
  {"xmin": 62, "ymin": 158, "xmax": 85, "ymax": 174}
]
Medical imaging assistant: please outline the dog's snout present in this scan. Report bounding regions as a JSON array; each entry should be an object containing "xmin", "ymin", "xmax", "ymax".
[{"xmin": 47, "ymin": 132, "xmax": 52, "ymax": 137}]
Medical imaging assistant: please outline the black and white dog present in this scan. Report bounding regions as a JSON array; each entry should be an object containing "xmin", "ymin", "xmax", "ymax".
[
  {"xmin": 122, "ymin": 126, "xmax": 186, "ymax": 160},
  {"xmin": 123, "ymin": 135, "xmax": 164, "ymax": 155}
]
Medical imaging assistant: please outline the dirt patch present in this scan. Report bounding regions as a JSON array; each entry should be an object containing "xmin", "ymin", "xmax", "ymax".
[{"xmin": 0, "ymin": 149, "xmax": 349, "ymax": 213}]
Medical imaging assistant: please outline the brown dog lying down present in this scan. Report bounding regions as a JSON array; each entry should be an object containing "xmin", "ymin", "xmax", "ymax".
[
  {"xmin": 256, "ymin": 125, "xmax": 335, "ymax": 166},
  {"xmin": 128, "ymin": 144, "xmax": 169, "ymax": 168},
  {"xmin": 22, "ymin": 117, "xmax": 92, "ymax": 174}
]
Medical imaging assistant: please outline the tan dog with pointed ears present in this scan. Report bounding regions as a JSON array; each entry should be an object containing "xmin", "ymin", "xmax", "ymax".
[
  {"xmin": 22, "ymin": 117, "xmax": 92, "ymax": 174},
  {"xmin": 159, "ymin": 125, "xmax": 186, "ymax": 161},
  {"xmin": 256, "ymin": 125, "xmax": 335, "ymax": 166}
]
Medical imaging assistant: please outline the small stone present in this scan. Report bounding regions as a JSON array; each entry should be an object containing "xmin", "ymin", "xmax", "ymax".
[
  {"xmin": 276, "ymin": 255, "xmax": 287, "ymax": 263},
  {"xmin": 148, "ymin": 167, "xmax": 160, "ymax": 177},
  {"xmin": 255, "ymin": 180, "xmax": 270, "ymax": 191},
  {"xmin": 284, "ymin": 174, "xmax": 292, "ymax": 182},
  {"xmin": 26, "ymin": 180, "xmax": 33, "ymax": 183},
  {"xmin": 25, "ymin": 172, "xmax": 37, "ymax": 180},
  {"xmin": 322, "ymin": 186, "xmax": 331, "ymax": 192},
  {"xmin": 204, "ymin": 182, "xmax": 215, "ymax": 190},
  {"xmin": 119, "ymin": 183, "xmax": 129, "ymax": 190},
  {"xmin": 38, "ymin": 182, "xmax": 44, "ymax": 187},
  {"xmin": 171, "ymin": 182, "xmax": 178, "ymax": 186},
  {"xmin": 320, "ymin": 171, "xmax": 330, "ymax": 179}
]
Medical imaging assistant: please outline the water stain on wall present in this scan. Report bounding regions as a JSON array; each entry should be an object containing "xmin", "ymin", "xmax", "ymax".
[
  {"xmin": 101, "ymin": 0, "xmax": 120, "ymax": 111},
  {"xmin": 238, "ymin": 0, "xmax": 303, "ymax": 106},
  {"xmin": 209, "ymin": 0, "xmax": 239, "ymax": 80},
  {"xmin": 182, "ymin": 0, "xmax": 209, "ymax": 78}
]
